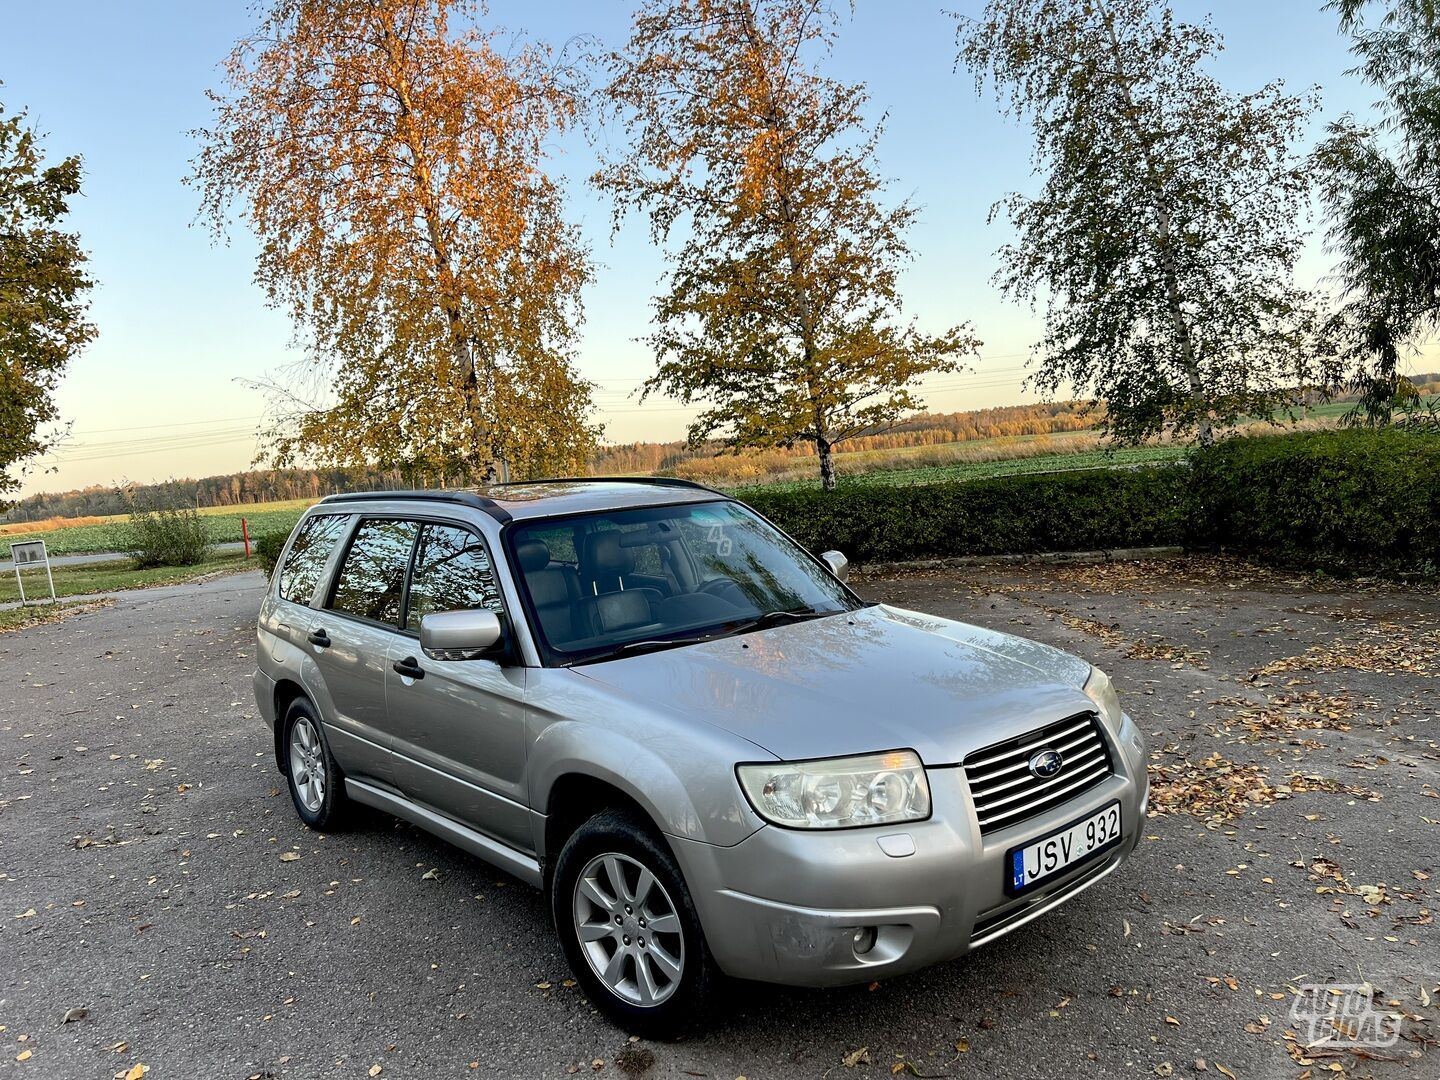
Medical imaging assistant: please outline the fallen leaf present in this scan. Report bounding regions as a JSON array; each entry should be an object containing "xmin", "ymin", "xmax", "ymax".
[
  {"xmin": 16, "ymin": 1050, "xmax": 32, "ymax": 1062},
  {"xmin": 61, "ymin": 1007, "xmax": 87, "ymax": 1024},
  {"xmin": 1165, "ymin": 1015, "xmax": 1181, "ymax": 1026},
  {"xmin": 842, "ymin": 1047, "xmax": 871, "ymax": 1067},
  {"xmin": 279, "ymin": 851, "xmax": 301, "ymax": 862},
  {"xmin": 124, "ymin": 1065, "xmax": 149, "ymax": 1080},
  {"xmin": 1216, "ymin": 1065, "xmax": 1237, "ymax": 1080},
  {"xmin": 369, "ymin": 1066, "xmax": 382, "ymax": 1077}
]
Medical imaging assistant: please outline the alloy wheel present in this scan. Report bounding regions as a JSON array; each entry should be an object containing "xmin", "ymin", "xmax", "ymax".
[
  {"xmin": 288, "ymin": 715, "xmax": 326, "ymax": 812},
  {"xmin": 572, "ymin": 852, "xmax": 685, "ymax": 1006}
]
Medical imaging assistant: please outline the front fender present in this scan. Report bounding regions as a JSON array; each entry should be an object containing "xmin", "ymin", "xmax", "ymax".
[{"xmin": 525, "ymin": 670, "xmax": 769, "ymax": 855}]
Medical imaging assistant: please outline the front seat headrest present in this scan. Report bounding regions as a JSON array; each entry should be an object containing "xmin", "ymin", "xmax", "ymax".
[
  {"xmin": 515, "ymin": 539, "xmax": 551, "ymax": 573},
  {"xmin": 581, "ymin": 531, "xmax": 634, "ymax": 580}
]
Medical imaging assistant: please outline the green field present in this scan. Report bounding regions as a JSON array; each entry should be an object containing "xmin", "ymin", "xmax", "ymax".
[
  {"xmin": 0, "ymin": 550, "xmax": 255, "ymax": 604},
  {"xmin": 730, "ymin": 444, "xmax": 1186, "ymax": 494},
  {"xmin": 1, "ymin": 502, "xmax": 310, "ymax": 556}
]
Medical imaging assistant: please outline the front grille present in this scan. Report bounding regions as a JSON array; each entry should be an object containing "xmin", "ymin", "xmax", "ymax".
[{"xmin": 964, "ymin": 711, "xmax": 1112, "ymax": 835}]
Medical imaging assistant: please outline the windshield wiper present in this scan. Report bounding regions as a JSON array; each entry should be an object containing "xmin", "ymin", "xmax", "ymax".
[
  {"xmin": 726, "ymin": 606, "xmax": 834, "ymax": 635},
  {"xmin": 566, "ymin": 630, "xmax": 734, "ymax": 667},
  {"xmin": 568, "ymin": 608, "xmax": 837, "ymax": 667}
]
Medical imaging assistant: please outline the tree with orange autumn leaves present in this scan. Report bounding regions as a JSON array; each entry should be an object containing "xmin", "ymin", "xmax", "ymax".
[
  {"xmin": 191, "ymin": 0, "xmax": 599, "ymax": 481},
  {"xmin": 599, "ymin": 0, "xmax": 980, "ymax": 490}
]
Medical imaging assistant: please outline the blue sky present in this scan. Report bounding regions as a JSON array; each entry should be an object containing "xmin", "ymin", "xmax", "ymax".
[{"xmin": 1, "ymin": 1, "xmax": 1376, "ymax": 495}]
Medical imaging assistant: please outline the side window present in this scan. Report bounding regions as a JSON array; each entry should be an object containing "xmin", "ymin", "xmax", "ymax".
[
  {"xmin": 405, "ymin": 524, "xmax": 504, "ymax": 629},
  {"xmin": 327, "ymin": 519, "xmax": 420, "ymax": 626},
  {"xmin": 277, "ymin": 514, "xmax": 351, "ymax": 604}
]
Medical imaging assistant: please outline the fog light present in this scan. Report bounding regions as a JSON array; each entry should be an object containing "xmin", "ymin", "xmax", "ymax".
[{"xmin": 853, "ymin": 926, "xmax": 878, "ymax": 955}]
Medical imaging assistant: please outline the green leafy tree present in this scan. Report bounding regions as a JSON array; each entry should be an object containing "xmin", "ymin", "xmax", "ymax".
[
  {"xmin": 600, "ymin": 0, "xmax": 979, "ymax": 490},
  {"xmin": 191, "ymin": 0, "xmax": 599, "ymax": 482},
  {"xmin": 957, "ymin": 0, "xmax": 1322, "ymax": 446},
  {"xmin": 0, "ymin": 95, "xmax": 95, "ymax": 499},
  {"xmin": 1317, "ymin": 0, "xmax": 1440, "ymax": 422}
]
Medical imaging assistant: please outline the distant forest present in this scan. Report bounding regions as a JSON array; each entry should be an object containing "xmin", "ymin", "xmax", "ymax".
[
  {"xmin": 5, "ymin": 387, "xmax": 1430, "ymax": 523},
  {"xmin": 3, "ymin": 401, "xmax": 1099, "ymax": 521}
]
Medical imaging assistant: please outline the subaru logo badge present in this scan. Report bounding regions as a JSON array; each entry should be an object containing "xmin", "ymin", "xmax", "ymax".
[{"xmin": 1028, "ymin": 747, "xmax": 1064, "ymax": 780}]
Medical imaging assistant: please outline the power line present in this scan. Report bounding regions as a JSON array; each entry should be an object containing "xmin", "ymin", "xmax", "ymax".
[{"xmin": 69, "ymin": 414, "xmax": 266, "ymax": 436}]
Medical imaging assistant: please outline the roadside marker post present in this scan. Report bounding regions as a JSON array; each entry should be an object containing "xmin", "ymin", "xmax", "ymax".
[
  {"xmin": 242, "ymin": 518, "xmax": 251, "ymax": 558},
  {"xmin": 9, "ymin": 540, "xmax": 57, "ymax": 606}
]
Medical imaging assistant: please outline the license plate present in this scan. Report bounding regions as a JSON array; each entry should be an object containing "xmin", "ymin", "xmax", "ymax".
[{"xmin": 1007, "ymin": 800, "xmax": 1121, "ymax": 894}]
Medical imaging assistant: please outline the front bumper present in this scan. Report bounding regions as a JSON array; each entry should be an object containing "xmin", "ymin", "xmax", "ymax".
[{"xmin": 675, "ymin": 737, "xmax": 1148, "ymax": 987}]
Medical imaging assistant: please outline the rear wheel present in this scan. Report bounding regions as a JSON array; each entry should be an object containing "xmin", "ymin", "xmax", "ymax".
[
  {"xmin": 282, "ymin": 697, "xmax": 350, "ymax": 831},
  {"xmin": 552, "ymin": 809, "xmax": 716, "ymax": 1037}
]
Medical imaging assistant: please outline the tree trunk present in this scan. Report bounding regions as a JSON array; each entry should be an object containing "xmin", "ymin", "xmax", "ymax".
[
  {"xmin": 1103, "ymin": 19, "xmax": 1214, "ymax": 447},
  {"xmin": 384, "ymin": 25, "xmax": 497, "ymax": 482},
  {"xmin": 736, "ymin": 5, "xmax": 832, "ymax": 489},
  {"xmin": 817, "ymin": 436, "xmax": 836, "ymax": 491}
]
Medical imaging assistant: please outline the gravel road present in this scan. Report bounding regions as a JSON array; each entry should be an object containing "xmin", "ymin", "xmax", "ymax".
[{"xmin": 1, "ymin": 559, "xmax": 1435, "ymax": 1079}]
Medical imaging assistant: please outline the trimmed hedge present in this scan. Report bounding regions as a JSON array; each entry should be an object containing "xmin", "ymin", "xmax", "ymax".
[
  {"xmin": 739, "ymin": 429, "xmax": 1440, "ymax": 574},
  {"xmin": 1190, "ymin": 428, "xmax": 1440, "ymax": 573},
  {"xmin": 255, "ymin": 531, "xmax": 291, "ymax": 576},
  {"xmin": 742, "ymin": 465, "xmax": 1193, "ymax": 563}
]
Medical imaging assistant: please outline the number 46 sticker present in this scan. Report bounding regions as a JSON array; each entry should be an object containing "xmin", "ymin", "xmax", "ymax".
[{"xmin": 706, "ymin": 525, "xmax": 732, "ymax": 556}]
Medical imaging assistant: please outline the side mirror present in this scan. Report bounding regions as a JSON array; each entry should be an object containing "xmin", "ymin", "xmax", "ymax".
[
  {"xmin": 819, "ymin": 550, "xmax": 849, "ymax": 583},
  {"xmin": 420, "ymin": 609, "xmax": 503, "ymax": 659}
]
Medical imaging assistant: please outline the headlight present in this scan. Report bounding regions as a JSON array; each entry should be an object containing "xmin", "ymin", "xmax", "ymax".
[
  {"xmin": 736, "ymin": 750, "xmax": 931, "ymax": 829},
  {"xmin": 1083, "ymin": 665, "xmax": 1122, "ymax": 725}
]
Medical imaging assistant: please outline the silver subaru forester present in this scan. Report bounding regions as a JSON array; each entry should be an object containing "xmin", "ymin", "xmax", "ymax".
[{"xmin": 253, "ymin": 479, "xmax": 1147, "ymax": 1035}]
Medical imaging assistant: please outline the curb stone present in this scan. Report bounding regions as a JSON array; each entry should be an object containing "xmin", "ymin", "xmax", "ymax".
[{"xmin": 853, "ymin": 545, "xmax": 1186, "ymax": 575}]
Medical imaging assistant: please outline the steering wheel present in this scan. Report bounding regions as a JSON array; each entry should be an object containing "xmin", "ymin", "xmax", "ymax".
[{"xmin": 696, "ymin": 578, "xmax": 748, "ymax": 607}]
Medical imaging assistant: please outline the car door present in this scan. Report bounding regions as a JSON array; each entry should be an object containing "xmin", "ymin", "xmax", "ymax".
[
  {"xmin": 383, "ymin": 521, "xmax": 532, "ymax": 852},
  {"xmin": 307, "ymin": 517, "xmax": 422, "ymax": 786}
]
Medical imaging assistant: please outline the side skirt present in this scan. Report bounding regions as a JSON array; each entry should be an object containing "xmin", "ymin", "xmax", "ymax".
[{"xmin": 345, "ymin": 777, "xmax": 543, "ymax": 888}]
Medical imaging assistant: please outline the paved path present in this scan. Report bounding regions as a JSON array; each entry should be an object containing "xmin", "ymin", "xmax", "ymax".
[
  {"xmin": 0, "ymin": 568, "xmax": 265, "ymax": 612},
  {"xmin": 0, "ymin": 541, "xmax": 248, "ymax": 573},
  {"xmin": 0, "ymin": 559, "xmax": 1435, "ymax": 1078}
]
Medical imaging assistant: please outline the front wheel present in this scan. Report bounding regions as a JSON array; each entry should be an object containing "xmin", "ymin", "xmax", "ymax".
[{"xmin": 551, "ymin": 809, "xmax": 716, "ymax": 1037}]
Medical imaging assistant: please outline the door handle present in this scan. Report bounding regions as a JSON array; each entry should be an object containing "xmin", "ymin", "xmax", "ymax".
[
  {"xmin": 307, "ymin": 628, "xmax": 331, "ymax": 648},
  {"xmin": 392, "ymin": 656, "xmax": 425, "ymax": 680}
]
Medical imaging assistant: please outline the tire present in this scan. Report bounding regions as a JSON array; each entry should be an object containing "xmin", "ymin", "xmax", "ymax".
[
  {"xmin": 281, "ymin": 697, "xmax": 350, "ymax": 831},
  {"xmin": 551, "ymin": 808, "xmax": 717, "ymax": 1038}
]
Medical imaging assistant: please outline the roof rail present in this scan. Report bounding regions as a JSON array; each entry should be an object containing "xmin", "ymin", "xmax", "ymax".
[
  {"xmin": 493, "ymin": 475, "xmax": 721, "ymax": 494},
  {"xmin": 317, "ymin": 489, "xmax": 512, "ymax": 524}
]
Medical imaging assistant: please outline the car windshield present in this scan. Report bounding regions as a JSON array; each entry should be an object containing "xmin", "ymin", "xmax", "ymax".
[{"xmin": 508, "ymin": 499, "xmax": 858, "ymax": 664}]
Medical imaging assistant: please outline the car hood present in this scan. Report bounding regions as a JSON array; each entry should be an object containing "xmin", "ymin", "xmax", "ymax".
[{"xmin": 572, "ymin": 604, "xmax": 1096, "ymax": 764}]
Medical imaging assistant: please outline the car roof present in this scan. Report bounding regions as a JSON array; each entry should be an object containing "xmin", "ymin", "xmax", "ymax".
[{"xmin": 316, "ymin": 478, "xmax": 728, "ymax": 524}]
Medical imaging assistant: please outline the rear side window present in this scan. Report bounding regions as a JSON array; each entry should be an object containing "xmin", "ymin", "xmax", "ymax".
[
  {"xmin": 405, "ymin": 524, "xmax": 504, "ymax": 629},
  {"xmin": 327, "ymin": 519, "xmax": 420, "ymax": 626},
  {"xmin": 277, "ymin": 514, "xmax": 351, "ymax": 604}
]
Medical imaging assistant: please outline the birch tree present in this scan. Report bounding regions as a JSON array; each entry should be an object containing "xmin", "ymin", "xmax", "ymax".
[
  {"xmin": 1317, "ymin": 0, "xmax": 1440, "ymax": 423},
  {"xmin": 192, "ymin": 0, "xmax": 599, "ymax": 481},
  {"xmin": 957, "ymin": 0, "xmax": 1322, "ymax": 446},
  {"xmin": 601, "ymin": 0, "xmax": 978, "ymax": 490},
  {"xmin": 0, "ymin": 97, "xmax": 94, "ymax": 499}
]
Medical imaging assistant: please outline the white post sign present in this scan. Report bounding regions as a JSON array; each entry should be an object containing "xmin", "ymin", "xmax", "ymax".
[{"xmin": 10, "ymin": 540, "xmax": 56, "ymax": 605}]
